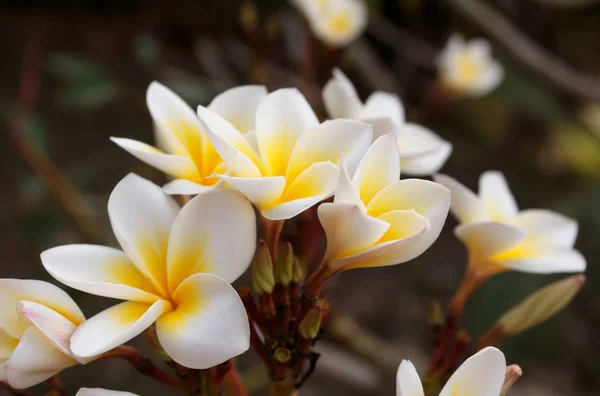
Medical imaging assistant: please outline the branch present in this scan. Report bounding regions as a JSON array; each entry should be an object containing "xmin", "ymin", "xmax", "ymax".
[
  {"xmin": 526, "ymin": 0, "xmax": 599, "ymax": 7},
  {"xmin": 443, "ymin": 0, "xmax": 600, "ymax": 101},
  {"xmin": 10, "ymin": 30, "xmax": 104, "ymax": 244}
]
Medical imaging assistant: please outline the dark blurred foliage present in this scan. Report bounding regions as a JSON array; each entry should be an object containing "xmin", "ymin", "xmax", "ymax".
[{"xmin": 1, "ymin": 0, "xmax": 599, "ymax": 395}]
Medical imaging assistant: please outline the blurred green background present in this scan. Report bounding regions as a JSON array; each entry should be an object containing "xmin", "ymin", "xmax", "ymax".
[{"xmin": 1, "ymin": 0, "xmax": 599, "ymax": 394}]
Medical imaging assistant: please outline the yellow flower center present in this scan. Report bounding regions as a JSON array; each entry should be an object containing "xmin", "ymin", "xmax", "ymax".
[
  {"xmin": 455, "ymin": 54, "xmax": 481, "ymax": 88},
  {"xmin": 328, "ymin": 12, "xmax": 351, "ymax": 37}
]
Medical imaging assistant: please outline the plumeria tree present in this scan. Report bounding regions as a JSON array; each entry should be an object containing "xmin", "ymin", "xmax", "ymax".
[{"xmin": 1, "ymin": 1, "xmax": 589, "ymax": 395}]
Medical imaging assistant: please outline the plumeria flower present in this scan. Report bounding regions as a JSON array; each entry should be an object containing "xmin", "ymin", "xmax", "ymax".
[
  {"xmin": 434, "ymin": 171, "xmax": 586, "ymax": 276},
  {"xmin": 198, "ymin": 88, "xmax": 373, "ymax": 220},
  {"xmin": 0, "ymin": 279, "xmax": 86, "ymax": 388},
  {"xmin": 111, "ymin": 82, "xmax": 267, "ymax": 195},
  {"xmin": 396, "ymin": 347, "xmax": 506, "ymax": 396},
  {"xmin": 41, "ymin": 174, "xmax": 256, "ymax": 369},
  {"xmin": 323, "ymin": 68, "xmax": 452, "ymax": 176},
  {"xmin": 77, "ymin": 389, "xmax": 137, "ymax": 396},
  {"xmin": 317, "ymin": 133, "xmax": 450, "ymax": 273},
  {"xmin": 437, "ymin": 34, "xmax": 504, "ymax": 97},
  {"xmin": 292, "ymin": 0, "xmax": 367, "ymax": 47}
]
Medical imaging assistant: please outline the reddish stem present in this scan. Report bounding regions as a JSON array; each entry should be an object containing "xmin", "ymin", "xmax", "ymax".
[{"xmin": 222, "ymin": 363, "xmax": 248, "ymax": 396}]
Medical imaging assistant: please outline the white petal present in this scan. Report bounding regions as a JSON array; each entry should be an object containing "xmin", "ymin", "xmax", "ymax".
[
  {"xmin": 17, "ymin": 301, "xmax": 78, "ymax": 359},
  {"xmin": 197, "ymin": 106, "xmax": 262, "ymax": 178},
  {"xmin": 311, "ymin": 0, "xmax": 367, "ymax": 47},
  {"xmin": 328, "ymin": 210, "xmax": 430, "ymax": 271},
  {"xmin": 4, "ymin": 327, "xmax": 76, "ymax": 389},
  {"xmin": 366, "ymin": 179, "xmax": 451, "ymax": 259},
  {"xmin": 361, "ymin": 92, "xmax": 404, "ymax": 125},
  {"xmin": 77, "ymin": 388, "xmax": 138, "ymax": 396},
  {"xmin": 70, "ymin": 300, "xmax": 171, "ymax": 358},
  {"xmin": 513, "ymin": 209, "xmax": 578, "ymax": 247},
  {"xmin": 433, "ymin": 174, "xmax": 489, "ymax": 224},
  {"xmin": 396, "ymin": 360, "xmax": 425, "ymax": 396},
  {"xmin": 368, "ymin": 118, "xmax": 401, "ymax": 141},
  {"xmin": 494, "ymin": 244, "xmax": 587, "ymax": 274},
  {"xmin": 468, "ymin": 61, "xmax": 504, "ymax": 97},
  {"xmin": 439, "ymin": 347, "xmax": 506, "ymax": 396},
  {"xmin": 217, "ymin": 175, "xmax": 286, "ymax": 209},
  {"xmin": 479, "ymin": 171, "xmax": 518, "ymax": 221},
  {"xmin": 396, "ymin": 123, "xmax": 446, "ymax": 158},
  {"xmin": 455, "ymin": 222, "xmax": 526, "ymax": 258},
  {"xmin": 0, "ymin": 328, "xmax": 18, "ymax": 364},
  {"xmin": 286, "ymin": 119, "xmax": 373, "ymax": 183},
  {"xmin": 156, "ymin": 274, "xmax": 249, "ymax": 369},
  {"xmin": 167, "ymin": 189, "xmax": 256, "ymax": 292},
  {"xmin": 41, "ymin": 245, "xmax": 161, "ymax": 303},
  {"xmin": 318, "ymin": 203, "xmax": 390, "ymax": 260},
  {"xmin": 262, "ymin": 162, "xmax": 339, "ymax": 220},
  {"xmin": 401, "ymin": 141, "xmax": 453, "ymax": 176},
  {"xmin": 256, "ymin": 88, "xmax": 319, "ymax": 177},
  {"xmin": 208, "ymin": 85, "xmax": 268, "ymax": 133},
  {"xmin": 333, "ymin": 159, "xmax": 363, "ymax": 207},
  {"xmin": 0, "ymin": 279, "xmax": 85, "ymax": 340},
  {"xmin": 352, "ymin": 133, "xmax": 400, "ymax": 205},
  {"xmin": 110, "ymin": 138, "xmax": 200, "ymax": 181},
  {"xmin": 322, "ymin": 68, "xmax": 363, "ymax": 119},
  {"xmin": 162, "ymin": 179, "xmax": 216, "ymax": 195},
  {"xmin": 108, "ymin": 174, "xmax": 180, "ymax": 297}
]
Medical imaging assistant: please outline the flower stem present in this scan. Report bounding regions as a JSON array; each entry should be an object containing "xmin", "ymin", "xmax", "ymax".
[
  {"xmin": 222, "ymin": 362, "xmax": 248, "ymax": 396},
  {"xmin": 261, "ymin": 217, "xmax": 285, "ymax": 260}
]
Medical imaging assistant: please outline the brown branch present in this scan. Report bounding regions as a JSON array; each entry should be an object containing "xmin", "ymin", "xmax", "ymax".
[
  {"xmin": 443, "ymin": 0, "xmax": 600, "ymax": 101},
  {"xmin": 9, "ymin": 30, "xmax": 104, "ymax": 245}
]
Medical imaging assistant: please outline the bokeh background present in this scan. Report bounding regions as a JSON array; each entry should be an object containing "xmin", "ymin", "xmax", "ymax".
[{"xmin": 1, "ymin": 0, "xmax": 599, "ymax": 394}]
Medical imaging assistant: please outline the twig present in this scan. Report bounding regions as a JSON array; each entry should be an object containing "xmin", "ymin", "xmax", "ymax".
[
  {"xmin": 443, "ymin": 0, "xmax": 600, "ymax": 101},
  {"xmin": 0, "ymin": 381, "xmax": 31, "ymax": 396},
  {"xmin": 10, "ymin": 30, "xmax": 104, "ymax": 244}
]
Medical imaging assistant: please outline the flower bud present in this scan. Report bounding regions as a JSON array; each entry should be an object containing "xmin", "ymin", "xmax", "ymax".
[
  {"xmin": 274, "ymin": 242, "xmax": 294, "ymax": 286},
  {"xmin": 292, "ymin": 257, "xmax": 306, "ymax": 284},
  {"xmin": 299, "ymin": 307, "xmax": 323, "ymax": 341},
  {"xmin": 500, "ymin": 365, "xmax": 523, "ymax": 396},
  {"xmin": 498, "ymin": 275, "xmax": 585, "ymax": 337},
  {"xmin": 252, "ymin": 240, "xmax": 275, "ymax": 295}
]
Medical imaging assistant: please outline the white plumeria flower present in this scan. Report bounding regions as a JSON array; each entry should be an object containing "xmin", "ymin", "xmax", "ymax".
[
  {"xmin": 437, "ymin": 34, "xmax": 504, "ymax": 97},
  {"xmin": 434, "ymin": 171, "xmax": 586, "ymax": 275},
  {"xmin": 0, "ymin": 279, "xmax": 86, "ymax": 389},
  {"xmin": 317, "ymin": 133, "xmax": 450, "ymax": 273},
  {"xmin": 397, "ymin": 347, "xmax": 506, "ymax": 396},
  {"xmin": 77, "ymin": 389, "xmax": 138, "ymax": 396},
  {"xmin": 293, "ymin": 0, "xmax": 367, "ymax": 47},
  {"xmin": 323, "ymin": 68, "xmax": 452, "ymax": 176},
  {"xmin": 41, "ymin": 174, "xmax": 256, "ymax": 369},
  {"xmin": 111, "ymin": 82, "xmax": 267, "ymax": 195},
  {"xmin": 198, "ymin": 88, "xmax": 373, "ymax": 220}
]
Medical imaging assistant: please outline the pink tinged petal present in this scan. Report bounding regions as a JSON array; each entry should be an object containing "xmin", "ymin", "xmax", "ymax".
[
  {"xmin": 327, "ymin": 211, "xmax": 429, "ymax": 272},
  {"xmin": 322, "ymin": 68, "xmax": 363, "ymax": 119},
  {"xmin": 4, "ymin": 327, "xmax": 77, "ymax": 389},
  {"xmin": 318, "ymin": 203, "xmax": 390, "ymax": 260},
  {"xmin": 439, "ymin": 347, "xmax": 506, "ymax": 396},
  {"xmin": 156, "ymin": 274, "xmax": 250, "ymax": 369},
  {"xmin": 479, "ymin": 171, "xmax": 518, "ymax": 221},
  {"xmin": 494, "ymin": 244, "xmax": 586, "ymax": 274},
  {"xmin": 17, "ymin": 301, "xmax": 79, "ymax": 360},
  {"xmin": 255, "ymin": 88, "xmax": 319, "ymax": 177},
  {"xmin": 333, "ymin": 159, "xmax": 363, "ymax": 207},
  {"xmin": 433, "ymin": 174, "xmax": 490, "ymax": 224},
  {"xmin": 207, "ymin": 85, "xmax": 268, "ymax": 134},
  {"xmin": 41, "ymin": 245, "xmax": 161, "ymax": 304},
  {"xmin": 455, "ymin": 222, "xmax": 526, "ymax": 258},
  {"xmin": 512, "ymin": 209, "xmax": 578, "ymax": 247},
  {"xmin": 109, "ymin": 138, "xmax": 200, "ymax": 182},
  {"xmin": 352, "ymin": 133, "xmax": 400, "ymax": 206},
  {"xmin": 0, "ymin": 279, "xmax": 85, "ymax": 340},
  {"xmin": 396, "ymin": 360, "xmax": 425, "ymax": 396},
  {"xmin": 401, "ymin": 141, "xmax": 453, "ymax": 176},
  {"xmin": 361, "ymin": 91, "xmax": 404, "ymax": 125},
  {"xmin": 70, "ymin": 300, "xmax": 172, "ymax": 358},
  {"xmin": 162, "ymin": 179, "xmax": 217, "ymax": 195},
  {"xmin": 366, "ymin": 179, "xmax": 451, "ymax": 257},
  {"xmin": 217, "ymin": 175, "xmax": 286, "ymax": 209},
  {"xmin": 262, "ymin": 162, "xmax": 339, "ymax": 220},
  {"xmin": 167, "ymin": 189, "xmax": 256, "ymax": 292},
  {"xmin": 286, "ymin": 119, "xmax": 373, "ymax": 183},
  {"xmin": 77, "ymin": 388, "xmax": 138, "ymax": 396},
  {"xmin": 197, "ymin": 106, "xmax": 262, "ymax": 178},
  {"xmin": 108, "ymin": 174, "xmax": 180, "ymax": 298}
]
